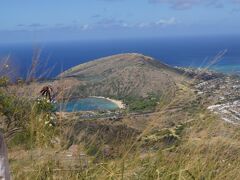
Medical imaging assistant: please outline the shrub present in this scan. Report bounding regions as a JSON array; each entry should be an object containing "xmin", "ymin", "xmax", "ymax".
[
  {"xmin": 0, "ymin": 90, "xmax": 31, "ymax": 129},
  {"xmin": 0, "ymin": 76, "xmax": 9, "ymax": 87},
  {"xmin": 124, "ymin": 94, "xmax": 160, "ymax": 112},
  {"xmin": 0, "ymin": 86, "xmax": 57, "ymax": 148}
]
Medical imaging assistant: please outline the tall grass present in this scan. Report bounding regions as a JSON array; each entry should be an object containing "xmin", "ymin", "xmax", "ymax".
[{"xmin": 1, "ymin": 50, "xmax": 240, "ymax": 179}]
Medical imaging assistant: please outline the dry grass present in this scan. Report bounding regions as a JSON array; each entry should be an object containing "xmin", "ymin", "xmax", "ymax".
[
  {"xmin": 1, "ymin": 51, "xmax": 240, "ymax": 179},
  {"xmin": 7, "ymin": 80, "xmax": 240, "ymax": 180}
]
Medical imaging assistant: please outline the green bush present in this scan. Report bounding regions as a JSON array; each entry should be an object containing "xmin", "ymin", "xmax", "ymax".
[
  {"xmin": 0, "ymin": 76, "xmax": 9, "ymax": 87},
  {"xmin": 8, "ymin": 131, "xmax": 33, "ymax": 149},
  {"xmin": 0, "ymin": 85, "xmax": 57, "ymax": 148},
  {"xmin": 0, "ymin": 90, "xmax": 31, "ymax": 128},
  {"xmin": 124, "ymin": 94, "xmax": 160, "ymax": 112}
]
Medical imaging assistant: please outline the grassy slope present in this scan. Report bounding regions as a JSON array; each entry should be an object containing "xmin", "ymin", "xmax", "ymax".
[
  {"xmin": 58, "ymin": 53, "xmax": 186, "ymax": 99},
  {"xmin": 7, "ymin": 81, "xmax": 240, "ymax": 180},
  {"xmin": 2, "ymin": 53, "xmax": 239, "ymax": 179}
]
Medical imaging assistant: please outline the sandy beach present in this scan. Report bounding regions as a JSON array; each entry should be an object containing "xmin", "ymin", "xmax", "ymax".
[{"xmin": 90, "ymin": 96, "xmax": 126, "ymax": 109}]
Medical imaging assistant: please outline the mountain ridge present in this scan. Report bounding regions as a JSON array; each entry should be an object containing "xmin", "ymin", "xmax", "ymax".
[
  {"xmin": 57, "ymin": 53, "xmax": 188, "ymax": 99},
  {"xmin": 59, "ymin": 53, "xmax": 181, "ymax": 78}
]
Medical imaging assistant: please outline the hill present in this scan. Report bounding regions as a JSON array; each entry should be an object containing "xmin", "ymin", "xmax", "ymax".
[
  {"xmin": 58, "ymin": 53, "xmax": 188, "ymax": 99},
  {"xmin": 4, "ymin": 54, "xmax": 240, "ymax": 179}
]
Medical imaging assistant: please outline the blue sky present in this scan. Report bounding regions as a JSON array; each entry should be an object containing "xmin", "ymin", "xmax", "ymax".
[{"xmin": 1, "ymin": 0, "xmax": 240, "ymax": 43}]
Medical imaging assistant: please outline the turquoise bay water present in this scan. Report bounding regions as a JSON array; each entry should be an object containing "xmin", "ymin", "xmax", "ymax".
[{"xmin": 57, "ymin": 97, "xmax": 119, "ymax": 112}]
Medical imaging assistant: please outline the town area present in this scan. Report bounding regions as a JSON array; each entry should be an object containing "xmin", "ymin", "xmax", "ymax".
[{"xmin": 194, "ymin": 75, "xmax": 240, "ymax": 124}]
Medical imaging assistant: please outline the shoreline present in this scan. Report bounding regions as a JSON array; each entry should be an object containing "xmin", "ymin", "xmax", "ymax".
[{"xmin": 90, "ymin": 96, "xmax": 126, "ymax": 109}]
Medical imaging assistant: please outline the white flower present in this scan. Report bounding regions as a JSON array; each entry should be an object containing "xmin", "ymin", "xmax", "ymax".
[{"xmin": 50, "ymin": 116, "xmax": 54, "ymax": 120}]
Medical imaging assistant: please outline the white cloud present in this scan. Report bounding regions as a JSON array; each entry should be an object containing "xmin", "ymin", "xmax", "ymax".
[
  {"xmin": 156, "ymin": 17, "xmax": 177, "ymax": 26},
  {"xmin": 148, "ymin": 0, "xmax": 237, "ymax": 9},
  {"xmin": 81, "ymin": 24, "xmax": 90, "ymax": 30},
  {"xmin": 137, "ymin": 17, "xmax": 178, "ymax": 28},
  {"xmin": 138, "ymin": 22, "xmax": 150, "ymax": 28}
]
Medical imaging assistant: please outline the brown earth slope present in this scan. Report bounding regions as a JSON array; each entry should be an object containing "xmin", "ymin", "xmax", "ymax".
[{"xmin": 58, "ymin": 53, "xmax": 189, "ymax": 99}]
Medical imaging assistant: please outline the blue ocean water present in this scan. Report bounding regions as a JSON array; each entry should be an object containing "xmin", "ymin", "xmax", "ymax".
[
  {"xmin": 0, "ymin": 36, "xmax": 240, "ymax": 79},
  {"xmin": 58, "ymin": 97, "xmax": 119, "ymax": 112}
]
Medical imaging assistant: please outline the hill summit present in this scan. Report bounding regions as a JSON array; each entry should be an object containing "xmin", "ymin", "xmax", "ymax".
[{"xmin": 58, "ymin": 53, "xmax": 188, "ymax": 98}]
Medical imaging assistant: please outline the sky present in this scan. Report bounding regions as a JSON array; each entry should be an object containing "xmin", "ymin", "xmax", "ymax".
[{"xmin": 1, "ymin": 0, "xmax": 240, "ymax": 43}]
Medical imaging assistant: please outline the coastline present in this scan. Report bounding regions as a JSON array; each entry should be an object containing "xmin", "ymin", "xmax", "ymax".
[{"xmin": 90, "ymin": 96, "xmax": 126, "ymax": 109}]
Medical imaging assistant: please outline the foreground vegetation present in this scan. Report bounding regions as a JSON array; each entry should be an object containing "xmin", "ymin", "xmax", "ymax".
[{"xmin": 1, "ymin": 74, "xmax": 240, "ymax": 179}]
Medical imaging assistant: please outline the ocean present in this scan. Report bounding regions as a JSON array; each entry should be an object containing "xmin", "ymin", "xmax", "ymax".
[
  {"xmin": 57, "ymin": 97, "xmax": 119, "ymax": 112},
  {"xmin": 0, "ymin": 36, "xmax": 240, "ymax": 79}
]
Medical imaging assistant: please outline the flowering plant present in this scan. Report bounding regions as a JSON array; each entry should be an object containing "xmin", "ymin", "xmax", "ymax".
[{"xmin": 35, "ymin": 97, "xmax": 57, "ymax": 128}]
